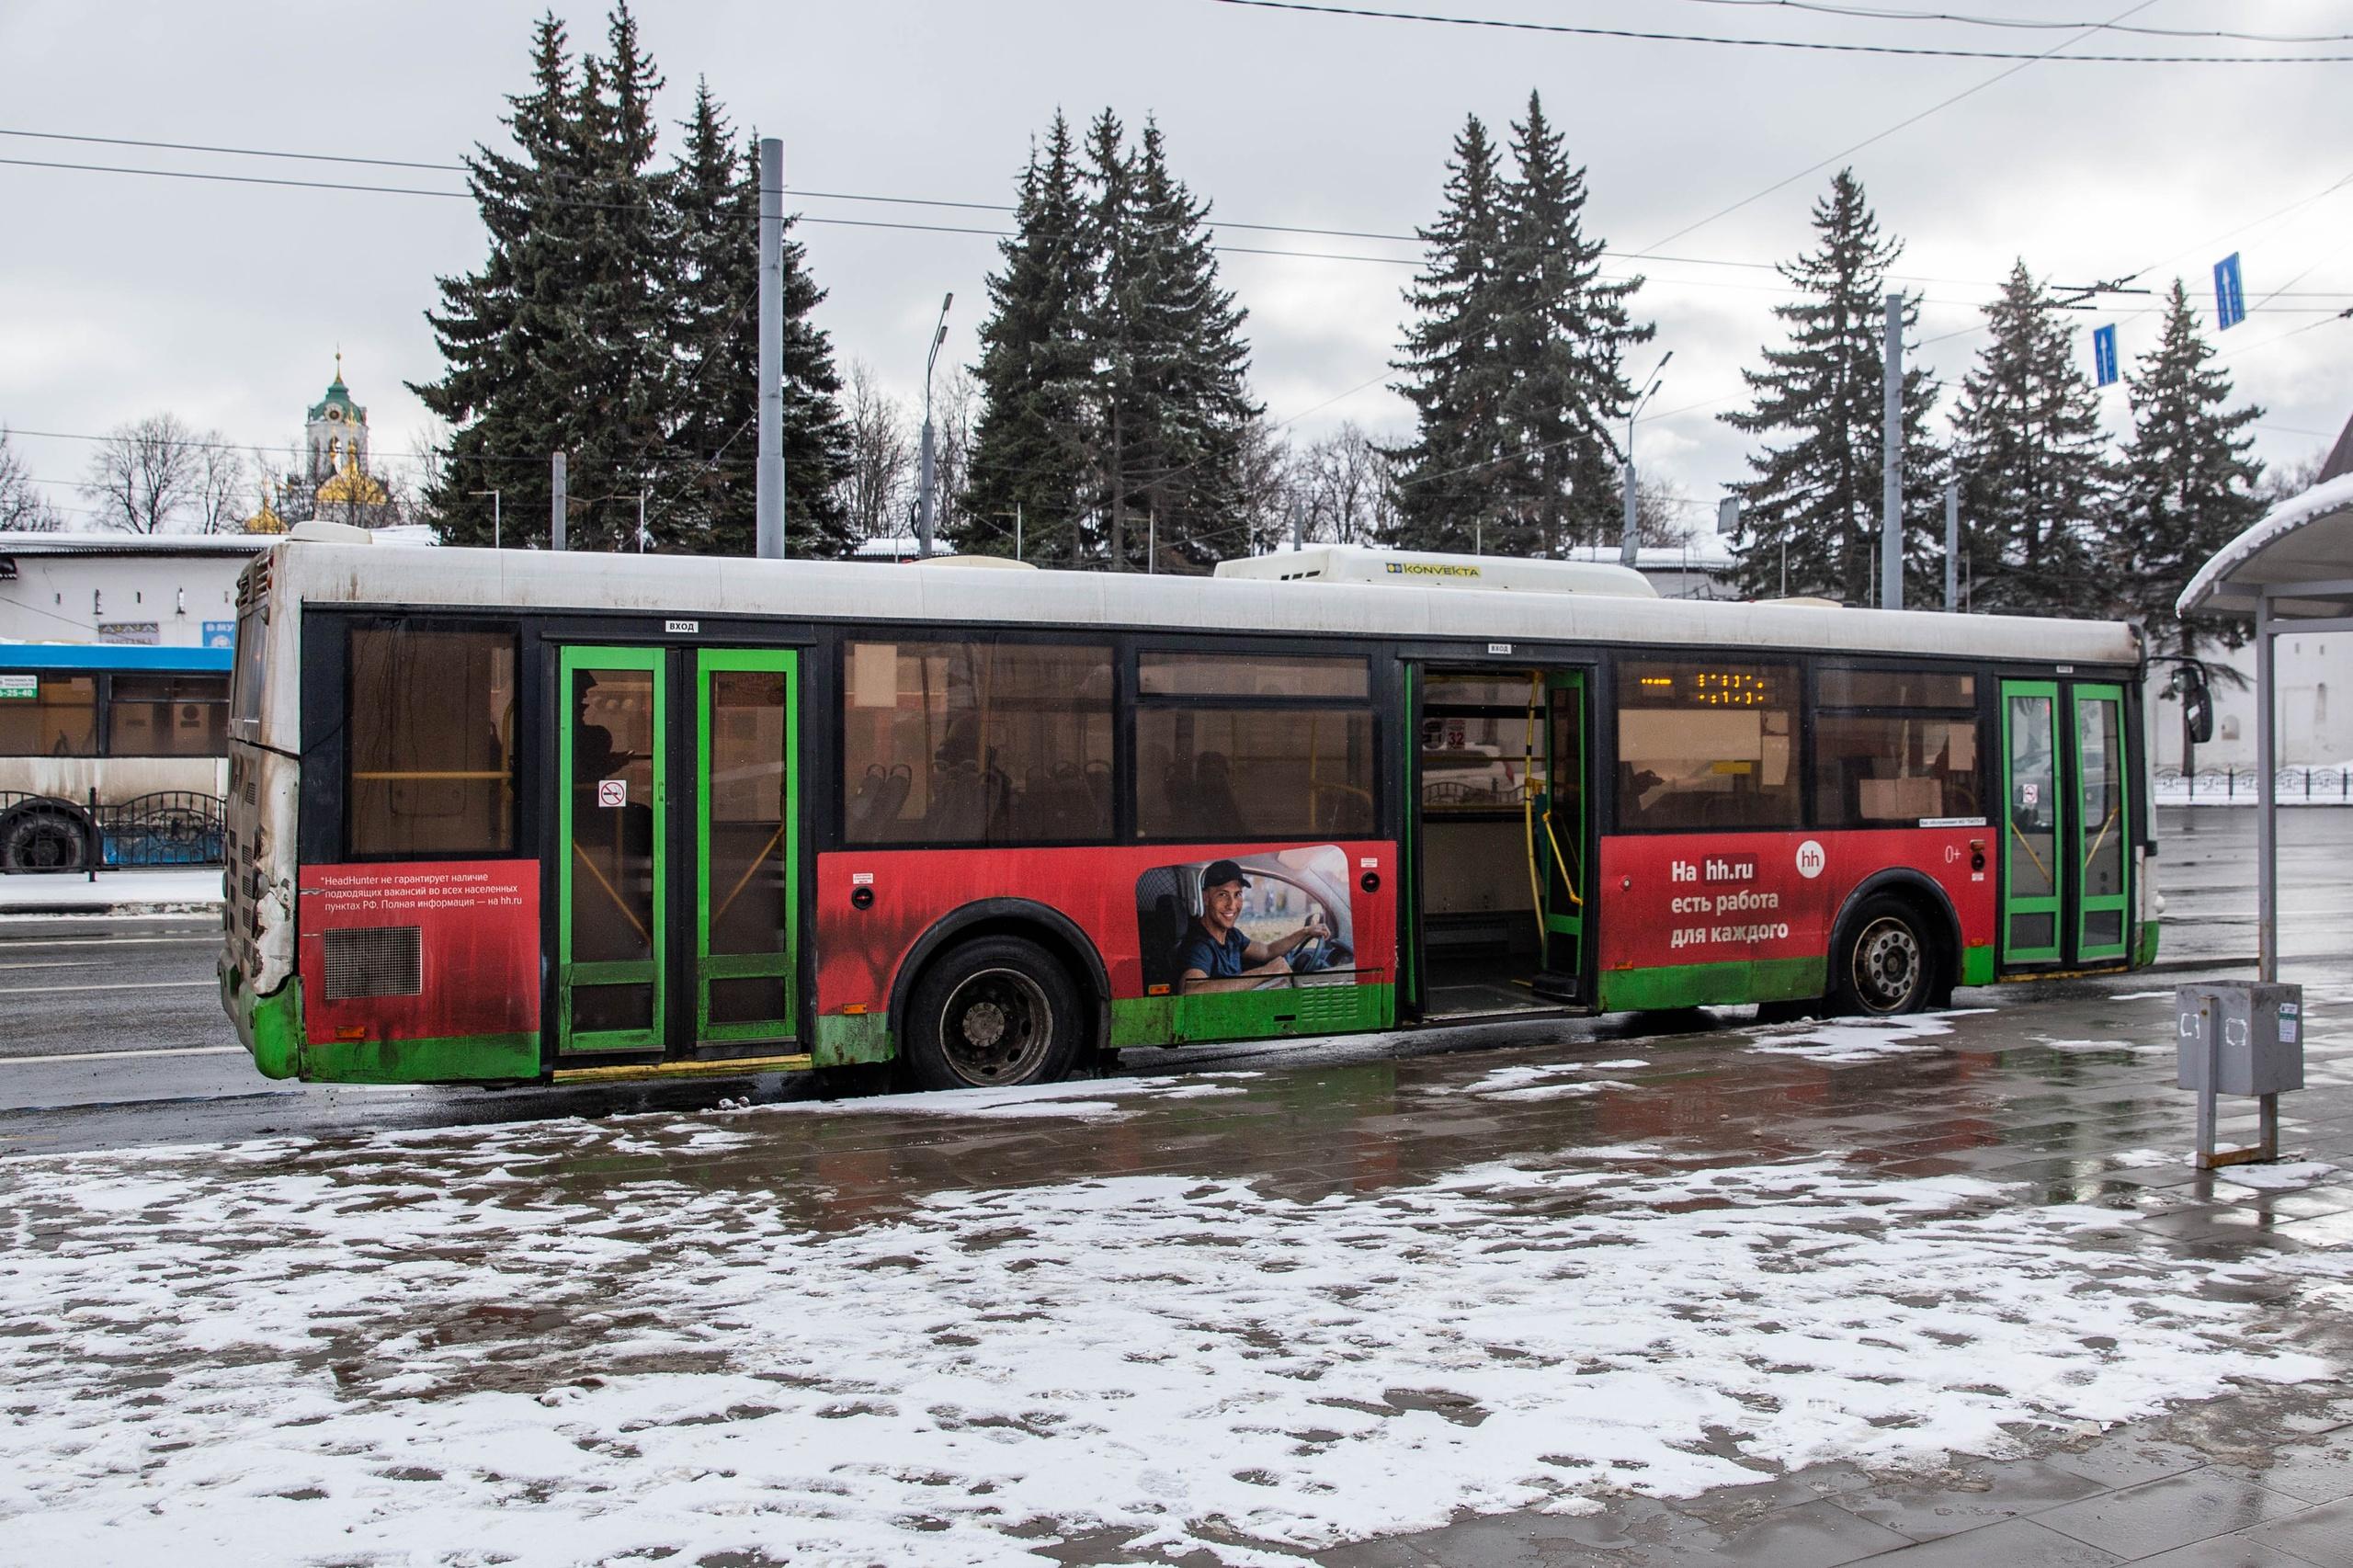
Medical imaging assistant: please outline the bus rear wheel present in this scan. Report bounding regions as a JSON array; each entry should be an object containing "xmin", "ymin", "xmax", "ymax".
[
  {"xmin": 903, "ymin": 937, "xmax": 1084, "ymax": 1092},
  {"xmin": 1830, "ymin": 895, "xmax": 1938, "ymax": 1017},
  {"xmin": 1, "ymin": 808, "xmax": 90, "ymax": 873}
]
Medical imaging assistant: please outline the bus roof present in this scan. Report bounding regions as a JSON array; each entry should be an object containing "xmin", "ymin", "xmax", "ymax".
[
  {"xmin": 1214, "ymin": 545, "xmax": 1658, "ymax": 597},
  {"xmin": 264, "ymin": 540, "xmax": 2143, "ymax": 667},
  {"xmin": 0, "ymin": 642, "xmax": 234, "ymax": 672}
]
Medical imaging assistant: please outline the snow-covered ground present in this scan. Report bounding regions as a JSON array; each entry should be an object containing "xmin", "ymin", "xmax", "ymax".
[
  {"xmin": 0, "ymin": 865, "xmax": 222, "ymax": 913},
  {"xmin": 3, "ymin": 1072, "xmax": 2348, "ymax": 1567}
]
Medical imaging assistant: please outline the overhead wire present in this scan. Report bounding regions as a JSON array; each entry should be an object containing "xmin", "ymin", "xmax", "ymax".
[
  {"xmin": 1652, "ymin": 0, "xmax": 2353, "ymax": 45},
  {"xmin": 1205, "ymin": 0, "xmax": 2353, "ymax": 62}
]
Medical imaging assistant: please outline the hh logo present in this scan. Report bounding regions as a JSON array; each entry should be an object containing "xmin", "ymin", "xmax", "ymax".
[{"xmin": 1795, "ymin": 839, "xmax": 1826, "ymax": 880}]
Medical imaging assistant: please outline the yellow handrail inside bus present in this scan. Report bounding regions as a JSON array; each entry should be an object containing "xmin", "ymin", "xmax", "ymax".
[
  {"xmin": 2083, "ymin": 802, "xmax": 2120, "ymax": 872},
  {"xmin": 711, "ymin": 820, "xmax": 789, "ymax": 929},
  {"xmin": 2008, "ymin": 814, "xmax": 2052, "ymax": 886},
  {"xmin": 571, "ymin": 841, "xmax": 651, "ymax": 946},
  {"xmin": 1521, "ymin": 675, "xmax": 1583, "ymax": 926}
]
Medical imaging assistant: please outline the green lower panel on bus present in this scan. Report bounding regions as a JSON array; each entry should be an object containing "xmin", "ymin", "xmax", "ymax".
[
  {"xmin": 1598, "ymin": 956, "xmax": 1825, "ymax": 1013},
  {"xmin": 2134, "ymin": 922, "xmax": 2158, "ymax": 967},
  {"xmin": 1961, "ymin": 943, "xmax": 1996, "ymax": 988},
  {"xmin": 225, "ymin": 975, "xmax": 540, "ymax": 1084},
  {"xmin": 813, "ymin": 1010, "xmax": 896, "ymax": 1068},
  {"xmin": 303, "ymin": 1032, "xmax": 540, "ymax": 1085},
  {"xmin": 1126, "ymin": 983, "xmax": 1395, "ymax": 1046}
]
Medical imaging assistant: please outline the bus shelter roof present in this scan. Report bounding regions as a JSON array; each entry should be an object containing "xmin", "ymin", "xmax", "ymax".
[{"xmin": 2177, "ymin": 471, "xmax": 2353, "ymax": 623}]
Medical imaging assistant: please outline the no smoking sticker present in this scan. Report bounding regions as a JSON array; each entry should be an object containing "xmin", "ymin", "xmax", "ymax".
[{"xmin": 597, "ymin": 779, "xmax": 627, "ymax": 809}]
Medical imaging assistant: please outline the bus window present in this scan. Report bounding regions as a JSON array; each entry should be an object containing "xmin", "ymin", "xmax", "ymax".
[
  {"xmin": 232, "ymin": 602, "xmax": 267, "ymax": 732},
  {"xmin": 1139, "ymin": 652, "xmax": 1369, "ymax": 699},
  {"xmin": 1614, "ymin": 661, "xmax": 1799, "ymax": 831},
  {"xmin": 0, "ymin": 676, "xmax": 97, "ymax": 758},
  {"xmin": 843, "ymin": 641, "xmax": 1113, "ymax": 846},
  {"xmin": 1812, "ymin": 668, "xmax": 1980, "ymax": 828},
  {"xmin": 107, "ymin": 676, "xmax": 228, "ymax": 757},
  {"xmin": 347, "ymin": 627, "xmax": 517, "ymax": 858}
]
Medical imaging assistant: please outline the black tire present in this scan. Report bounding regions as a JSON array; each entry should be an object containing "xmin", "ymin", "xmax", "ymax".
[
  {"xmin": 1827, "ymin": 894, "xmax": 1938, "ymax": 1017},
  {"xmin": 901, "ymin": 936, "xmax": 1086, "ymax": 1092},
  {"xmin": 1, "ymin": 809, "xmax": 90, "ymax": 873}
]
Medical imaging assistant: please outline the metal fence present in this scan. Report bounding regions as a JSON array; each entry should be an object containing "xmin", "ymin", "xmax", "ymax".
[
  {"xmin": 2154, "ymin": 767, "xmax": 2353, "ymax": 802},
  {"xmin": 0, "ymin": 790, "xmax": 226, "ymax": 873}
]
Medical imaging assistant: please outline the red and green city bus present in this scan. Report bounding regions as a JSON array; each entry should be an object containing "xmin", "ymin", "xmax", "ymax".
[{"xmin": 219, "ymin": 529, "xmax": 2154, "ymax": 1091}]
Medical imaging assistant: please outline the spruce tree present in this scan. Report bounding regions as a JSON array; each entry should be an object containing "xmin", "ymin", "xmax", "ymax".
[
  {"xmin": 1949, "ymin": 261, "xmax": 2110, "ymax": 615},
  {"xmin": 414, "ymin": 13, "xmax": 585, "ymax": 546},
  {"xmin": 2106, "ymin": 278, "xmax": 2265, "ymax": 653},
  {"xmin": 663, "ymin": 79, "xmax": 750, "ymax": 554},
  {"xmin": 1388, "ymin": 114, "xmax": 1511, "ymax": 553},
  {"xmin": 553, "ymin": 2, "xmax": 670, "ymax": 551},
  {"xmin": 1080, "ymin": 109, "xmax": 1145, "ymax": 569},
  {"xmin": 961, "ymin": 114, "xmax": 1102, "ymax": 566},
  {"xmin": 1494, "ymin": 91, "xmax": 1650, "ymax": 555},
  {"xmin": 1123, "ymin": 117, "xmax": 1258, "ymax": 569},
  {"xmin": 1722, "ymin": 169, "xmax": 1944, "ymax": 605}
]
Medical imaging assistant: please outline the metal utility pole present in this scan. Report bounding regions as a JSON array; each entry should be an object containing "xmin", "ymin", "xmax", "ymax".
[
  {"xmin": 471, "ymin": 489, "xmax": 501, "ymax": 551},
  {"xmin": 1881, "ymin": 292, "xmax": 1903, "ymax": 610},
  {"xmin": 1290, "ymin": 498, "xmax": 1304, "ymax": 553},
  {"xmin": 1943, "ymin": 480, "xmax": 1960, "ymax": 611},
  {"xmin": 551, "ymin": 452, "xmax": 567, "ymax": 551},
  {"xmin": 1148, "ymin": 504, "xmax": 1157, "ymax": 574},
  {"xmin": 637, "ymin": 489, "xmax": 648, "ymax": 553},
  {"xmin": 1620, "ymin": 349, "xmax": 1673, "ymax": 568},
  {"xmin": 916, "ymin": 291, "xmax": 953, "ymax": 559},
  {"xmin": 756, "ymin": 137, "xmax": 785, "ymax": 560}
]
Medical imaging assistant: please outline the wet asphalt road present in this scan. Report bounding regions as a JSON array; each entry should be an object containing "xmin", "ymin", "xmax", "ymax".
[{"xmin": 0, "ymin": 807, "xmax": 2343, "ymax": 1156}]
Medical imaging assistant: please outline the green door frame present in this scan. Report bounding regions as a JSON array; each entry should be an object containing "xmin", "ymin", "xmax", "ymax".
[
  {"xmin": 1540, "ymin": 669, "xmax": 1587, "ymax": 981},
  {"xmin": 694, "ymin": 648, "xmax": 799, "ymax": 1046},
  {"xmin": 1999, "ymin": 678, "xmax": 2064, "ymax": 965},
  {"xmin": 1398, "ymin": 661, "xmax": 1423, "ymax": 1017},
  {"xmin": 2070, "ymin": 682, "xmax": 2131, "ymax": 963},
  {"xmin": 558, "ymin": 644, "xmax": 667, "ymax": 1055}
]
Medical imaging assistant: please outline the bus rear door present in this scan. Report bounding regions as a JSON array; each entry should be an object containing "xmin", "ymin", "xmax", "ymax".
[{"xmin": 557, "ymin": 644, "xmax": 801, "ymax": 1063}]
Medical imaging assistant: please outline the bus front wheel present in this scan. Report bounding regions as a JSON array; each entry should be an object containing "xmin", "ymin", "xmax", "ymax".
[
  {"xmin": 1830, "ymin": 894, "xmax": 1938, "ymax": 1017},
  {"xmin": 902, "ymin": 936, "xmax": 1084, "ymax": 1092}
]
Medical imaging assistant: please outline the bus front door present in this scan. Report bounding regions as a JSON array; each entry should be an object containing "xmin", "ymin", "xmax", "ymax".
[
  {"xmin": 558, "ymin": 645, "xmax": 801, "ymax": 1060},
  {"xmin": 1998, "ymin": 676, "xmax": 2131, "ymax": 971}
]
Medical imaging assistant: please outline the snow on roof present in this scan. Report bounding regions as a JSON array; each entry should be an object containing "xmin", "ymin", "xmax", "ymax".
[
  {"xmin": 0, "ymin": 530, "xmax": 272, "ymax": 555},
  {"xmin": 2177, "ymin": 472, "xmax": 2353, "ymax": 619}
]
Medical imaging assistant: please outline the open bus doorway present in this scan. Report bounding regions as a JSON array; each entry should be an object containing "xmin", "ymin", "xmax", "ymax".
[{"xmin": 1409, "ymin": 665, "xmax": 1592, "ymax": 1021}]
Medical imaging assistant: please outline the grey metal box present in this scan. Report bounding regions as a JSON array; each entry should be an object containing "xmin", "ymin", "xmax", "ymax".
[{"xmin": 2176, "ymin": 982, "xmax": 2304, "ymax": 1096}]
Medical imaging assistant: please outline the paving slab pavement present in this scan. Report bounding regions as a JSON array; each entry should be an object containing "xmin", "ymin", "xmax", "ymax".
[{"xmin": 3, "ymin": 968, "xmax": 2351, "ymax": 1565}]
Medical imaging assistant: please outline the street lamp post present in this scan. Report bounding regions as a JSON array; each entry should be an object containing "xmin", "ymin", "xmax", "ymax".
[
  {"xmin": 470, "ymin": 488, "xmax": 502, "ymax": 551},
  {"xmin": 916, "ymin": 291, "xmax": 953, "ymax": 559},
  {"xmin": 1620, "ymin": 349, "xmax": 1673, "ymax": 569}
]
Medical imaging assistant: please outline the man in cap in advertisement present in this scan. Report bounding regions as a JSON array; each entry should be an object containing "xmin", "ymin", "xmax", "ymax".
[{"xmin": 1175, "ymin": 858, "xmax": 1331, "ymax": 995}]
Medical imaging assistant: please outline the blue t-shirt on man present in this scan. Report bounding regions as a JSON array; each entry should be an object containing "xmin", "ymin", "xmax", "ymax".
[{"xmin": 1176, "ymin": 922, "xmax": 1253, "ymax": 981}]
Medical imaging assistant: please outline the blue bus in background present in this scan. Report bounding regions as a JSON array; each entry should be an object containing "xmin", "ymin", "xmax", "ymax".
[{"xmin": 0, "ymin": 642, "xmax": 232, "ymax": 872}]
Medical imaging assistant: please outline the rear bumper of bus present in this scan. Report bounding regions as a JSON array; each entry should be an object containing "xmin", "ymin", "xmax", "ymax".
[{"xmin": 219, "ymin": 957, "xmax": 302, "ymax": 1081}]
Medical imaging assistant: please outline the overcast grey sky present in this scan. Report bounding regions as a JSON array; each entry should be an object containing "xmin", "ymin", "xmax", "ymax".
[{"xmin": 4, "ymin": 0, "xmax": 2347, "ymax": 533}]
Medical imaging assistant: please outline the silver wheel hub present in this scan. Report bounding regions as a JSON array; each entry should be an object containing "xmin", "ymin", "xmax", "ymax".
[
  {"xmin": 939, "ymin": 968, "xmax": 1052, "ymax": 1085},
  {"xmin": 1855, "ymin": 918, "xmax": 1921, "ymax": 1009}
]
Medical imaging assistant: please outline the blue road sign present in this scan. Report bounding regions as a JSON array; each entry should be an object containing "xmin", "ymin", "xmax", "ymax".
[
  {"xmin": 2214, "ymin": 253, "xmax": 2246, "ymax": 330},
  {"xmin": 2092, "ymin": 324, "xmax": 2120, "ymax": 387}
]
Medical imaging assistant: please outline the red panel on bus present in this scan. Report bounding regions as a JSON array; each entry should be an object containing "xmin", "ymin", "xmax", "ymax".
[
  {"xmin": 813, "ymin": 840, "xmax": 1394, "ymax": 1015},
  {"xmin": 296, "ymin": 859, "xmax": 540, "ymax": 1046},
  {"xmin": 1597, "ymin": 827, "xmax": 1994, "ymax": 972}
]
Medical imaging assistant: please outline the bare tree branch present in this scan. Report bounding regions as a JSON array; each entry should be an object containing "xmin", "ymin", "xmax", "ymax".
[
  {"xmin": 79, "ymin": 414, "xmax": 204, "ymax": 534},
  {"xmin": 0, "ymin": 427, "xmax": 63, "ymax": 531}
]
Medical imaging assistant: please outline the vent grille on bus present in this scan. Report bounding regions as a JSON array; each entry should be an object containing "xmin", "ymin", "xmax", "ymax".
[{"xmin": 322, "ymin": 926, "xmax": 423, "ymax": 1002}]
